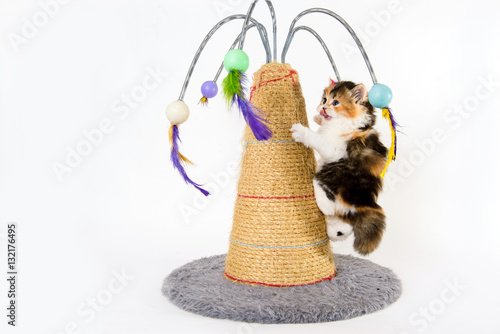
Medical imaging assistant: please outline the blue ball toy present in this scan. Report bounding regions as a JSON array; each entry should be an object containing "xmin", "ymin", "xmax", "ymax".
[
  {"xmin": 201, "ymin": 81, "xmax": 218, "ymax": 98},
  {"xmin": 368, "ymin": 84, "xmax": 393, "ymax": 108}
]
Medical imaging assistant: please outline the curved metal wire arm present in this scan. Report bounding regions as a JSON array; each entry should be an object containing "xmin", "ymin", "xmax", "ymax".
[
  {"xmin": 281, "ymin": 8, "xmax": 378, "ymax": 85},
  {"xmin": 213, "ymin": 23, "xmax": 270, "ymax": 83},
  {"xmin": 282, "ymin": 25, "xmax": 341, "ymax": 82},
  {"xmin": 178, "ymin": 15, "xmax": 271, "ymax": 101},
  {"xmin": 238, "ymin": 0, "xmax": 277, "ymax": 62}
]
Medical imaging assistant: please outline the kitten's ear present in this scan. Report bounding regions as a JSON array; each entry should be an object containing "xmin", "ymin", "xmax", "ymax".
[
  {"xmin": 351, "ymin": 84, "xmax": 368, "ymax": 103},
  {"xmin": 329, "ymin": 77, "xmax": 336, "ymax": 87}
]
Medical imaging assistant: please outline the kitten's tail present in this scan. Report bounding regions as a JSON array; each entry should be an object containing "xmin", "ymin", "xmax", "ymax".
[{"xmin": 350, "ymin": 207, "xmax": 386, "ymax": 255}]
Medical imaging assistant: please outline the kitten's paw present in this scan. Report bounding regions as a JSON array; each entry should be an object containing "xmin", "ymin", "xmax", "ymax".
[
  {"xmin": 313, "ymin": 115, "xmax": 323, "ymax": 125},
  {"xmin": 326, "ymin": 216, "xmax": 353, "ymax": 242},
  {"xmin": 290, "ymin": 123, "xmax": 307, "ymax": 143}
]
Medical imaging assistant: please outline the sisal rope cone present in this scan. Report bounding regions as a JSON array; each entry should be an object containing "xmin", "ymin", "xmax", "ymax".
[{"xmin": 224, "ymin": 62, "xmax": 336, "ymax": 286}]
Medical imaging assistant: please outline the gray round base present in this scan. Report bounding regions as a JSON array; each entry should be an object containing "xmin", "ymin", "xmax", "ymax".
[{"xmin": 162, "ymin": 254, "xmax": 401, "ymax": 324}]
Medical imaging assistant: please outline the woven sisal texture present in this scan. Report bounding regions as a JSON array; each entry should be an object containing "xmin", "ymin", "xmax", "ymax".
[{"xmin": 224, "ymin": 62, "xmax": 335, "ymax": 286}]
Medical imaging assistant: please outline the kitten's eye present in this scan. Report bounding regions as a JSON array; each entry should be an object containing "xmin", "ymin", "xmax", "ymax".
[
  {"xmin": 332, "ymin": 100, "xmax": 340, "ymax": 106},
  {"xmin": 322, "ymin": 97, "xmax": 327, "ymax": 104}
]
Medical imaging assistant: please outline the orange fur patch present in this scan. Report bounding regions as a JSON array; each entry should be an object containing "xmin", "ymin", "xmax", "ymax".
[
  {"xmin": 368, "ymin": 156, "xmax": 386, "ymax": 176},
  {"xmin": 347, "ymin": 130, "xmax": 387, "ymax": 176},
  {"xmin": 320, "ymin": 84, "xmax": 364, "ymax": 119},
  {"xmin": 342, "ymin": 129, "xmax": 371, "ymax": 139},
  {"xmin": 335, "ymin": 193, "xmax": 352, "ymax": 212},
  {"xmin": 356, "ymin": 205, "xmax": 384, "ymax": 215}
]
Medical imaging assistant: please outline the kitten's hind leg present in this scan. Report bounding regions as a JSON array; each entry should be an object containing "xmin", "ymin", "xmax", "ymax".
[
  {"xmin": 326, "ymin": 216, "xmax": 353, "ymax": 242},
  {"xmin": 313, "ymin": 179, "xmax": 335, "ymax": 215}
]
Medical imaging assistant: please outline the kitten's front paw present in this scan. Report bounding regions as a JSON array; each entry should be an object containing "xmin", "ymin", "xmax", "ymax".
[
  {"xmin": 290, "ymin": 123, "xmax": 307, "ymax": 143},
  {"xmin": 313, "ymin": 115, "xmax": 323, "ymax": 125},
  {"xmin": 326, "ymin": 216, "xmax": 353, "ymax": 242}
]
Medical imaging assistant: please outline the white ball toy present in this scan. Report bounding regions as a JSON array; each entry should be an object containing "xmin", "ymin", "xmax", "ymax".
[{"xmin": 166, "ymin": 100, "xmax": 190, "ymax": 124}]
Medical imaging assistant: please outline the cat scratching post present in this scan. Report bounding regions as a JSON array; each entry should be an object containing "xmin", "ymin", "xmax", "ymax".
[
  {"xmin": 225, "ymin": 62, "xmax": 336, "ymax": 286},
  {"xmin": 163, "ymin": 64, "xmax": 402, "ymax": 322},
  {"xmin": 163, "ymin": 1, "xmax": 402, "ymax": 323}
]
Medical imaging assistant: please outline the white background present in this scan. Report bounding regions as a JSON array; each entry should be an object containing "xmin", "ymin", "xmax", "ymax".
[{"xmin": 1, "ymin": 0, "xmax": 500, "ymax": 333}]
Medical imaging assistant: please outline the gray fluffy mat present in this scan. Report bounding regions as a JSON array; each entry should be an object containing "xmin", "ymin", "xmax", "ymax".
[{"xmin": 162, "ymin": 254, "xmax": 401, "ymax": 324}]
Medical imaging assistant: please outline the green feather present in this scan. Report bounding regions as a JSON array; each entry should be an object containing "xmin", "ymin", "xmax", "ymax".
[{"xmin": 222, "ymin": 70, "xmax": 242, "ymax": 106}]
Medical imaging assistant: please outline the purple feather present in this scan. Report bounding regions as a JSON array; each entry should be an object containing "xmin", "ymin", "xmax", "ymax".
[
  {"xmin": 233, "ymin": 94, "xmax": 272, "ymax": 140},
  {"xmin": 229, "ymin": 71, "xmax": 272, "ymax": 141},
  {"xmin": 170, "ymin": 125, "xmax": 210, "ymax": 196}
]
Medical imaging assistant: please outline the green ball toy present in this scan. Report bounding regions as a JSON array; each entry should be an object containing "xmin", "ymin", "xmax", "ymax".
[{"xmin": 224, "ymin": 49, "xmax": 250, "ymax": 72}]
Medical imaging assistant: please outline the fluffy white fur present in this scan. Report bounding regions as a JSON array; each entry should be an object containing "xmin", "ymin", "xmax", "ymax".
[
  {"xmin": 290, "ymin": 104, "xmax": 371, "ymax": 168},
  {"xmin": 326, "ymin": 216, "xmax": 353, "ymax": 241}
]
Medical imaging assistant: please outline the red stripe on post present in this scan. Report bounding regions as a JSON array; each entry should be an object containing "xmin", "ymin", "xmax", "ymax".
[
  {"xmin": 237, "ymin": 194, "xmax": 315, "ymax": 200},
  {"xmin": 224, "ymin": 271, "xmax": 336, "ymax": 287}
]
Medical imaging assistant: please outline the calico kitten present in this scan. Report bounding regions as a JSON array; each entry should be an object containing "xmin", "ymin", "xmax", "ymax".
[{"xmin": 291, "ymin": 80, "xmax": 388, "ymax": 255}]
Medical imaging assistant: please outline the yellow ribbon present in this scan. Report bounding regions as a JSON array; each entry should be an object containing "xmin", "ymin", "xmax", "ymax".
[{"xmin": 380, "ymin": 107, "xmax": 396, "ymax": 178}]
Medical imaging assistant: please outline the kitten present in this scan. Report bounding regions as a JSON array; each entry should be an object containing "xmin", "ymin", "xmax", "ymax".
[{"xmin": 291, "ymin": 80, "xmax": 388, "ymax": 255}]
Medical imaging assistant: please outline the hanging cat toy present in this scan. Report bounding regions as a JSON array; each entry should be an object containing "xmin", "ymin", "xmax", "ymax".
[{"xmin": 165, "ymin": 2, "xmax": 398, "ymax": 193}]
